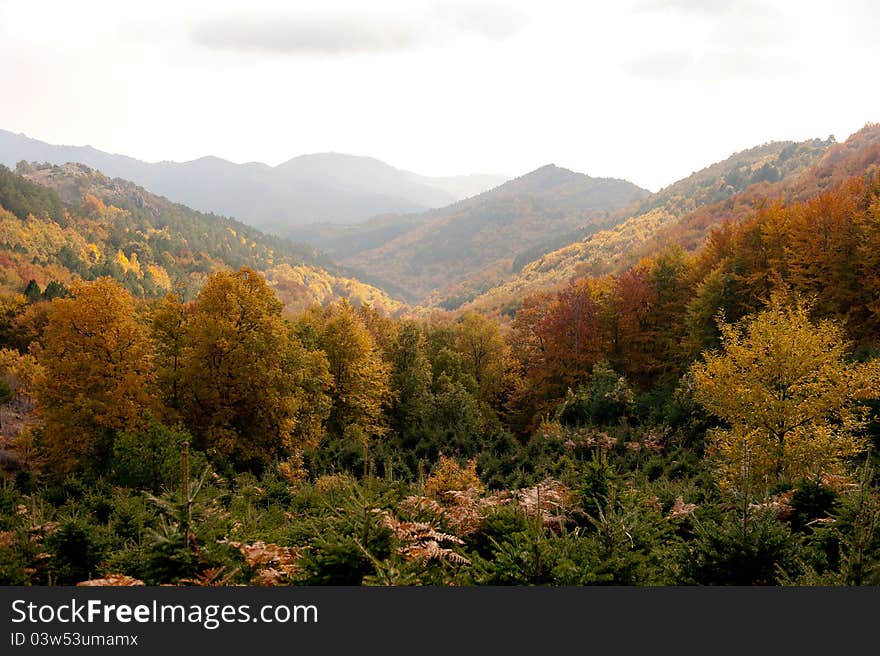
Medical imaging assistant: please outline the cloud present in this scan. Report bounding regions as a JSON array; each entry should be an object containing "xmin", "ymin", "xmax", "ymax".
[
  {"xmin": 434, "ymin": 1, "xmax": 525, "ymax": 40},
  {"xmin": 188, "ymin": 2, "xmax": 526, "ymax": 56},
  {"xmin": 622, "ymin": 50, "xmax": 696, "ymax": 80},
  {"xmin": 835, "ymin": 0, "xmax": 880, "ymax": 47},
  {"xmin": 639, "ymin": 0, "xmax": 791, "ymax": 45},
  {"xmin": 191, "ymin": 14, "xmax": 417, "ymax": 54},
  {"xmin": 117, "ymin": 17, "xmax": 180, "ymax": 45},
  {"xmin": 634, "ymin": 0, "xmax": 757, "ymax": 18},
  {"xmin": 621, "ymin": 0, "xmax": 801, "ymax": 81},
  {"xmin": 636, "ymin": 0, "xmax": 740, "ymax": 16},
  {"xmin": 623, "ymin": 47, "xmax": 801, "ymax": 81}
]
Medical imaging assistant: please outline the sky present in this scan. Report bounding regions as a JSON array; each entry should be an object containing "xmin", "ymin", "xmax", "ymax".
[{"xmin": 0, "ymin": 0, "xmax": 877, "ymax": 191}]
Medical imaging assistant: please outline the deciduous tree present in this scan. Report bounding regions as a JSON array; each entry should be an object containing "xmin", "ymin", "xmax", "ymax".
[
  {"xmin": 177, "ymin": 268, "xmax": 331, "ymax": 469},
  {"xmin": 36, "ymin": 278, "xmax": 156, "ymax": 474},
  {"xmin": 309, "ymin": 299, "xmax": 392, "ymax": 445},
  {"xmin": 691, "ymin": 295, "xmax": 879, "ymax": 495}
]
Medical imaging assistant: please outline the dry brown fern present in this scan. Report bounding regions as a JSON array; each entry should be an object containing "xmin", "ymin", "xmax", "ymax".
[
  {"xmin": 219, "ymin": 539, "xmax": 305, "ymax": 586},
  {"xmin": 668, "ymin": 496, "xmax": 698, "ymax": 520},
  {"xmin": 400, "ymin": 487, "xmax": 509, "ymax": 537},
  {"xmin": 77, "ymin": 574, "xmax": 145, "ymax": 586},
  {"xmin": 749, "ymin": 489, "xmax": 797, "ymax": 520},
  {"xmin": 178, "ymin": 566, "xmax": 239, "ymax": 587},
  {"xmin": 0, "ymin": 530, "xmax": 15, "ymax": 548},
  {"xmin": 443, "ymin": 488, "xmax": 508, "ymax": 536},
  {"xmin": 516, "ymin": 478, "xmax": 572, "ymax": 528},
  {"xmin": 376, "ymin": 510, "xmax": 471, "ymax": 566}
]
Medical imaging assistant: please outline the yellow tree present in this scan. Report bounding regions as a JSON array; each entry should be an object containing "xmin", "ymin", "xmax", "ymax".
[
  {"xmin": 357, "ymin": 302, "xmax": 399, "ymax": 360},
  {"xmin": 177, "ymin": 268, "xmax": 331, "ymax": 468},
  {"xmin": 36, "ymin": 278, "xmax": 156, "ymax": 474},
  {"xmin": 0, "ymin": 293, "xmax": 28, "ymax": 347},
  {"xmin": 691, "ymin": 295, "xmax": 879, "ymax": 495},
  {"xmin": 453, "ymin": 311, "xmax": 507, "ymax": 405},
  {"xmin": 150, "ymin": 291, "xmax": 190, "ymax": 418},
  {"xmin": 0, "ymin": 347, "xmax": 42, "ymax": 402},
  {"xmin": 309, "ymin": 299, "xmax": 392, "ymax": 448}
]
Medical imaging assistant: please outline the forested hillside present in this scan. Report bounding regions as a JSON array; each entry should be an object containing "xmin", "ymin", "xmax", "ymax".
[
  {"xmin": 463, "ymin": 132, "xmax": 851, "ymax": 316},
  {"xmin": 339, "ymin": 165, "xmax": 650, "ymax": 305},
  {"xmin": 0, "ymin": 162, "xmax": 404, "ymax": 313},
  {"xmin": 2, "ymin": 145, "xmax": 880, "ymax": 585}
]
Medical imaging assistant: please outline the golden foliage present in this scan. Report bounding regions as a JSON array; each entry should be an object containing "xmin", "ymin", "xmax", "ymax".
[
  {"xmin": 147, "ymin": 264, "xmax": 172, "ymax": 291},
  {"xmin": 692, "ymin": 295, "xmax": 879, "ymax": 493},
  {"xmin": 175, "ymin": 268, "xmax": 332, "ymax": 464},
  {"xmin": 307, "ymin": 299, "xmax": 392, "ymax": 442},
  {"xmin": 80, "ymin": 193, "xmax": 106, "ymax": 217},
  {"xmin": 264, "ymin": 263, "xmax": 405, "ymax": 316},
  {"xmin": 35, "ymin": 277, "xmax": 156, "ymax": 473},
  {"xmin": 277, "ymin": 449, "xmax": 308, "ymax": 487},
  {"xmin": 0, "ymin": 348, "xmax": 42, "ymax": 399},
  {"xmin": 453, "ymin": 311, "xmax": 508, "ymax": 402},
  {"xmin": 314, "ymin": 472, "xmax": 358, "ymax": 494},
  {"xmin": 425, "ymin": 455, "xmax": 484, "ymax": 499}
]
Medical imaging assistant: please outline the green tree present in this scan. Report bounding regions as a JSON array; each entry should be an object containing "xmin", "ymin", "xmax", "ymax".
[
  {"xmin": 42, "ymin": 281, "xmax": 71, "ymax": 301},
  {"xmin": 556, "ymin": 361, "xmax": 635, "ymax": 427},
  {"xmin": 427, "ymin": 373, "xmax": 486, "ymax": 458},
  {"xmin": 150, "ymin": 292, "xmax": 188, "ymax": 417},
  {"xmin": 453, "ymin": 311, "xmax": 507, "ymax": 404},
  {"xmin": 112, "ymin": 417, "xmax": 206, "ymax": 493},
  {"xmin": 0, "ymin": 379, "xmax": 13, "ymax": 430},
  {"xmin": 389, "ymin": 321, "xmax": 433, "ymax": 456},
  {"xmin": 23, "ymin": 280, "xmax": 41, "ymax": 304}
]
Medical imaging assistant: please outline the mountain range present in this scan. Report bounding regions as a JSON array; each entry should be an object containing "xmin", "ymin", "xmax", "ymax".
[
  {"xmin": 3, "ymin": 124, "xmax": 879, "ymax": 318},
  {"xmin": 0, "ymin": 129, "xmax": 507, "ymax": 229}
]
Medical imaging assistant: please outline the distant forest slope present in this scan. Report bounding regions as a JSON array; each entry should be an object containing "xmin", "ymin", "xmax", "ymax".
[
  {"xmin": 0, "ymin": 162, "xmax": 406, "ymax": 314},
  {"xmin": 338, "ymin": 165, "xmax": 650, "ymax": 304},
  {"xmin": 462, "ymin": 130, "xmax": 870, "ymax": 316}
]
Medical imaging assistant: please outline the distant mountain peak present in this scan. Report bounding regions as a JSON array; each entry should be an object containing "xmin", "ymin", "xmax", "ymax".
[
  {"xmin": 337, "ymin": 161, "xmax": 651, "ymax": 303},
  {"xmin": 536, "ymin": 163, "xmax": 570, "ymax": 172},
  {"xmin": 483, "ymin": 163, "xmax": 646, "ymax": 202}
]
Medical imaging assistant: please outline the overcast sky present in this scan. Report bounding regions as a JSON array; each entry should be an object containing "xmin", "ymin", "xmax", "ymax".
[{"xmin": 0, "ymin": 0, "xmax": 877, "ymax": 191}]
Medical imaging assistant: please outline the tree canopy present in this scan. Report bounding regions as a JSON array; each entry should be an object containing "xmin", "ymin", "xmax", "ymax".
[{"xmin": 691, "ymin": 295, "xmax": 880, "ymax": 494}]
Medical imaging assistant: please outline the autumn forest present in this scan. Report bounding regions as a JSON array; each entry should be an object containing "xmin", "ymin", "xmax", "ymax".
[{"xmin": 1, "ymin": 124, "xmax": 880, "ymax": 587}]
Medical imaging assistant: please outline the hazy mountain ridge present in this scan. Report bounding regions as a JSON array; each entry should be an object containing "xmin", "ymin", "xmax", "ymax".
[{"xmin": 0, "ymin": 129, "xmax": 507, "ymax": 229}]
